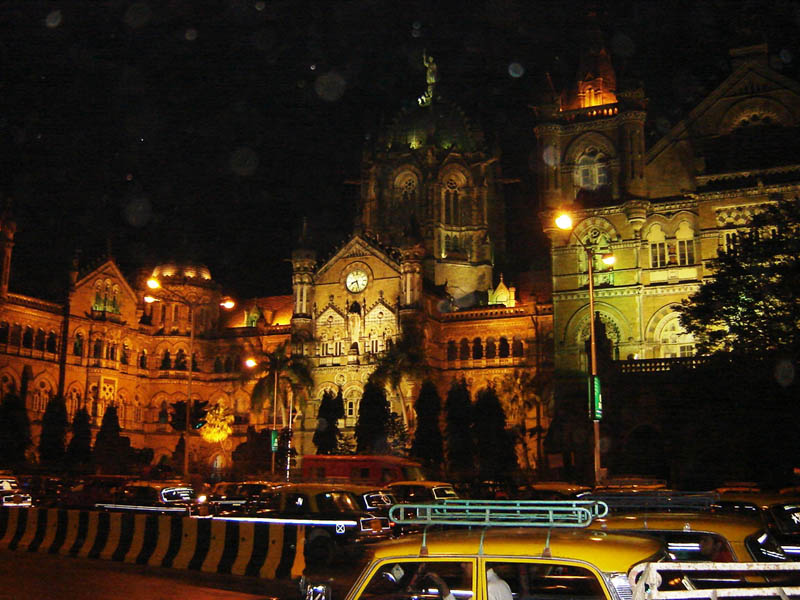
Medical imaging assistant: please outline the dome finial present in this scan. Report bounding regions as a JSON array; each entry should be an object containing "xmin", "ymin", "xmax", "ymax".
[{"xmin": 418, "ymin": 50, "xmax": 438, "ymax": 107}]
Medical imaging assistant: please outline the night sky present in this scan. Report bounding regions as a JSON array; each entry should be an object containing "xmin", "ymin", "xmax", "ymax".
[{"xmin": 3, "ymin": 1, "xmax": 800, "ymax": 302}]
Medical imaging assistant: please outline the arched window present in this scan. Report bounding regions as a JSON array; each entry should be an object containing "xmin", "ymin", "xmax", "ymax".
[
  {"xmin": 46, "ymin": 332, "xmax": 57, "ymax": 353},
  {"xmin": 446, "ymin": 341, "xmax": 457, "ymax": 361},
  {"xmin": 93, "ymin": 338, "xmax": 103, "ymax": 359},
  {"xmin": 160, "ymin": 350, "xmax": 172, "ymax": 370},
  {"xmin": 512, "ymin": 337, "xmax": 524, "ymax": 357},
  {"xmin": 121, "ymin": 343, "xmax": 129, "ymax": 365},
  {"xmin": 659, "ymin": 316, "xmax": 695, "ymax": 358},
  {"xmin": 231, "ymin": 354, "xmax": 240, "ymax": 373},
  {"xmin": 174, "ymin": 349, "xmax": 187, "ymax": 370},
  {"xmin": 10, "ymin": 325, "xmax": 20, "ymax": 346},
  {"xmin": 214, "ymin": 357, "xmax": 224, "ymax": 373},
  {"xmin": 0, "ymin": 323, "xmax": 8, "ymax": 345},
  {"xmin": 647, "ymin": 224, "xmax": 667, "ymax": 268},
  {"xmin": 676, "ymin": 221, "xmax": 696, "ymax": 266},
  {"xmin": 73, "ymin": 333, "xmax": 83, "ymax": 356},
  {"xmin": 444, "ymin": 178, "xmax": 460, "ymax": 225},
  {"xmin": 35, "ymin": 329, "xmax": 45, "ymax": 351},
  {"xmin": 224, "ymin": 356, "xmax": 233, "ymax": 372},
  {"xmin": 459, "ymin": 338, "xmax": 470, "ymax": 360},
  {"xmin": 574, "ymin": 149, "xmax": 609, "ymax": 191},
  {"xmin": 22, "ymin": 327, "xmax": 33, "ymax": 349},
  {"xmin": 498, "ymin": 337, "xmax": 510, "ymax": 358},
  {"xmin": 472, "ymin": 338, "xmax": 483, "ymax": 360},
  {"xmin": 486, "ymin": 338, "xmax": 496, "ymax": 359},
  {"xmin": 139, "ymin": 350, "xmax": 147, "ymax": 369}
]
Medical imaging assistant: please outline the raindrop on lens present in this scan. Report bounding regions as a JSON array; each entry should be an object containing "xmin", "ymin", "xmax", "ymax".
[
  {"xmin": 124, "ymin": 2, "xmax": 152, "ymax": 29},
  {"xmin": 542, "ymin": 145, "xmax": 558, "ymax": 167},
  {"xmin": 255, "ymin": 1, "xmax": 266, "ymax": 10},
  {"xmin": 229, "ymin": 147, "xmax": 259, "ymax": 176},
  {"xmin": 314, "ymin": 71, "xmax": 346, "ymax": 102},
  {"xmin": 508, "ymin": 62, "xmax": 525, "ymax": 78},
  {"xmin": 45, "ymin": 10, "xmax": 62, "ymax": 28},
  {"xmin": 124, "ymin": 196, "xmax": 152, "ymax": 227},
  {"xmin": 185, "ymin": 28, "xmax": 198, "ymax": 41},
  {"xmin": 774, "ymin": 359, "xmax": 795, "ymax": 388},
  {"xmin": 780, "ymin": 49, "xmax": 793, "ymax": 64}
]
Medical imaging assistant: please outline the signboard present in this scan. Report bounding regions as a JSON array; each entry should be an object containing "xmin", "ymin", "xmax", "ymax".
[
  {"xmin": 270, "ymin": 429, "xmax": 279, "ymax": 452},
  {"xmin": 588, "ymin": 375, "xmax": 602, "ymax": 421}
]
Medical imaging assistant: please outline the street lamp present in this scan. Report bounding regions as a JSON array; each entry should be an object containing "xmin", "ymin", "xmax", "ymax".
[
  {"xmin": 144, "ymin": 277, "xmax": 234, "ymax": 479},
  {"xmin": 555, "ymin": 212, "xmax": 615, "ymax": 486},
  {"xmin": 244, "ymin": 356, "xmax": 281, "ymax": 477}
]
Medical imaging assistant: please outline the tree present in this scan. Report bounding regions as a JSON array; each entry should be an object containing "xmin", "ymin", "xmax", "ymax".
[
  {"xmin": 93, "ymin": 405, "xmax": 128, "ymax": 473},
  {"xmin": 65, "ymin": 407, "xmax": 92, "ymax": 470},
  {"xmin": 231, "ymin": 427, "xmax": 271, "ymax": 476},
  {"xmin": 246, "ymin": 341, "xmax": 314, "ymax": 427},
  {"xmin": 369, "ymin": 328, "xmax": 429, "ymax": 428},
  {"xmin": 410, "ymin": 380, "xmax": 444, "ymax": 474},
  {"xmin": 444, "ymin": 378, "xmax": 474, "ymax": 481},
  {"xmin": 39, "ymin": 395, "xmax": 69, "ymax": 467},
  {"xmin": 313, "ymin": 388, "xmax": 345, "ymax": 454},
  {"xmin": 201, "ymin": 403, "xmax": 234, "ymax": 444},
  {"xmin": 0, "ymin": 392, "xmax": 32, "ymax": 468},
  {"xmin": 473, "ymin": 386, "xmax": 518, "ymax": 483},
  {"xmin": 678, "ymin": 198, "xmax": 800, "ymax": 356},
  {"xmin": 355, "ymin": 381, "xmax": 391, "ymax": 454},
  {"xmin": 497, "ymin": 369, "xmax": 550, "ymax": 475}
]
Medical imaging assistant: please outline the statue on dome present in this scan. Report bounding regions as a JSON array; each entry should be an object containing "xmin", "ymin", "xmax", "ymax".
[{"xmin": 418, "ymin": 51, "xmax": 438, "ymax": 107}]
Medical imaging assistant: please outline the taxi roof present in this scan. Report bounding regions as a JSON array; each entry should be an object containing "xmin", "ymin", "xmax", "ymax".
[
  {"xmin": 594, "ymin": 510, "xmax": 765, "ymax": 545},
  {"xmin": 367, "ymin": 527, "xmax": 663, "ymax": 573}
]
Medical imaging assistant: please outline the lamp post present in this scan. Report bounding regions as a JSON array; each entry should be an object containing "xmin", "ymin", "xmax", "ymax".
[
  {"xmin": 555, "ymin": 212, "xmax": 615, "ymax": 486},
  {"xmin": 145, "ymin": 278, "xmax": 234, "ymax": 479}
]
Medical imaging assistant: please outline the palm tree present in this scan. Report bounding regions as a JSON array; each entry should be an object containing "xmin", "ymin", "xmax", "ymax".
[
  {"xmin": 245, "ymin": 341, "xmax": 314, "ymax": 428},
  {"xmin": 369, "ymin": 327, "xmax": 429, "ymax": 430}
]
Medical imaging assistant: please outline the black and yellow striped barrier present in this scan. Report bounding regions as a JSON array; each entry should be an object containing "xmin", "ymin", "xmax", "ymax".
[{"xmin": 0, "ymin": 507, "xmax": 305, "ymax": 579}]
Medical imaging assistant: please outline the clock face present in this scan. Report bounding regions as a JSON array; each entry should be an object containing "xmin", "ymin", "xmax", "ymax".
[{"xmin": 345, "ymin": 269, "xmax": 368, "ymax": 293}]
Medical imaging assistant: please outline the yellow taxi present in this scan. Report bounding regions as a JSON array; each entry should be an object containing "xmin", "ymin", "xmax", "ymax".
[
  {"xmin": 593, "ymin": 511, "xmax": 786, "ymax": 562},
  {"xmin": 302, "ymin": 499, "xmax": 668, "ymax": 600}
]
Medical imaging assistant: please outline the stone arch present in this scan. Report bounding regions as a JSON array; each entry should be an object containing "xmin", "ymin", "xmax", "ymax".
[
  {"xmin": 718, "ymin": 96, "xmax": 794, "ymax": 133},
  {"xmin": 571, "ymin": 216, "xmax": 620, "ymax": 245},
  {"xmin": 31, "ymin": 375, "xmax": 57, "ymax": 413},
  {"xmin": 0, "ymin": 370, "xmax": 18, "ymax": 399},
  {"xmin": 562, "ymin": 301, "xmax": 630, "ymax": 347},
  {"xmin": 563, "ymin": 131, "xmax": 617, "ymax": 166},
  {"xmin": 391, "ymin": 165, "xmax": 423, "ymax": 210}
]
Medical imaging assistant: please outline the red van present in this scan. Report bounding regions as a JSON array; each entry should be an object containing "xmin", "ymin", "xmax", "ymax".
[{"xmin": 300, "ymin": 455, "xmax": 426, "ymax": 486}]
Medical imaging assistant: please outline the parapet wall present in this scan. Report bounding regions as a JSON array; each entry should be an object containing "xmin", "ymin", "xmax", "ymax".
[{"xmin": 0, "ymin": 507, "xmax": 305, "ymax": 579}]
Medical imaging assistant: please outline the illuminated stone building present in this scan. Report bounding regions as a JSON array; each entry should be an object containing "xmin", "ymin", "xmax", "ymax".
[
  {"xmin": 535, "ymin": 41, "xmax": 800, "ymax": 472},
  {"xmin": 0, "ymin": 58, "xmax": 553, "ymax": 475}
]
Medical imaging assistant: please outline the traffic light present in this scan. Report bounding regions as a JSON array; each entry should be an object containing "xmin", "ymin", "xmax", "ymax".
[
  {"xmin": 191, "ymin": 401, "xmax": 208, "ymax": 429},
  {"xmin": 270, "ymin": 429, "xmax": 279, "ymax": 452}
]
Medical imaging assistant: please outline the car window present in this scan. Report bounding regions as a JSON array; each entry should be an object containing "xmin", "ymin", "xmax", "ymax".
[
  {"xmin": 316, "ymin": 491, "xmax": 360, "ymax": 513},
  {"xmin": 433, "ymin": 486, "xmax": 458, "ymax": 500},
  {"xmin": 284, "ymin": 492, "xmax": 310, "ymax": 515},
  {"xmin": 360, "ymin": 560, "xmax": 474, "ymax": 600},
  {"xmin": 485, "ymin": 561, "xmax": 606, "ymax": 600},
  {"xmin": 638, "ymin": 531, "xmax": 736, "ymax": 561},
  {"xmin": 162, "ymin": 487, "xmax": 195, "ymax": 502},
  {"xmin": 123, "ymin": 486, "xmax": 157, "ymax": 504},
  {"xmin": 745, "ymin": 531, "xmax": 787, "ymax": 561}
]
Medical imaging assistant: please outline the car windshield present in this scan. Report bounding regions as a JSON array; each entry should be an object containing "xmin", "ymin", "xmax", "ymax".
[
  {"xmin": 316, "ymin": 491, "xmax": 360, "ymax": 513},
  {"xmin": 364, "ymin": 492, "xmax": 395, "ymax": 507},
  {"xmin": 162, "ymin": 487, "xmax": 196, "ymax": 502},
  {"xmin": 0, "ymin": 478, "xmax": 19, "ymax": 491},
  {"xmin": 433, "ymin": 486, "xmax": 458, "ymax": 500},
  {"xmin": 402, "ymin": 466, "xmax": 426, "ymax": 481},
  {"xmin": 767, "ymin": 504, "xmax": 800, "ymax": 534}
]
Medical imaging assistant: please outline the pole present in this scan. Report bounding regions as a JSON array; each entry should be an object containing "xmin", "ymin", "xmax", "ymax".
[
  {"xmin": 286, "ymin": 391, "xmax": 293, "ymax": 482},
  {"xmin": 271, "ymin": 366, "xmax": 277, "ymax": 476},
  {"xmin": 184, "ymin": 303, "xmax": 195, "ymax": 479},
  {"xmin": 586, "ymin": 247, "xmax": 601, "ymax": 486}
]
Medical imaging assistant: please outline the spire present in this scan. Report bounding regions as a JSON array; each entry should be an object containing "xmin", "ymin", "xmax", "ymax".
[{"xmin": 563, "ymin": 10, "xmax": 618, "ymax": 110}]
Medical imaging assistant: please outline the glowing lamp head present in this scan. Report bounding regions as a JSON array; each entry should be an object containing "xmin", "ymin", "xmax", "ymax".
[
  {"xmin": 146, "ymin": 278, "xmax": 161, "ymax": 290},
  {"xmin": 143, "ymin": 295, "xmax": 157, "ymax": 304},
  {"xmin": 555, "ymin": 213, "xmax": 573, "ymax": 230},
  {"xmin": 601, "ymin": 253, "xmax": 616, "ymax": 266},
  {"xmin": 220, "ymin": 298, "xmax": 235, "ymax": 310},
  {"xmin": 244, "ymin": 358, "xmax": 258, "ymax": 369}
]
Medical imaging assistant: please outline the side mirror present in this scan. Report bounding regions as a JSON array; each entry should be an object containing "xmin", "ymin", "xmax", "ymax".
[{"xmin": 299, "ymin": 576, "xmax": 332, "ymax": 600}]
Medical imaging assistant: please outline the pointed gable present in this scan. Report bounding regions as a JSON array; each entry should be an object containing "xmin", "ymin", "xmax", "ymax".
[
  {"xmin": 72, "ymin": 258, "xmax": 140, "ymax": 325},
  {"xmin": 646, "ymin": 46, "xmax": 800, "ymax": 197}
]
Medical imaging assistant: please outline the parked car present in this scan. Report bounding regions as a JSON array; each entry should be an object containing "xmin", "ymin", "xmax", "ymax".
[
  {"xmin": 95, "ymin": 480, "xmax": 208, "ymax": 516},
  {"xmin": 388, "ymin": 480, "xmax": 458, "ymax": 503},
  {"xmin": 60, "ymin": 474, "xmax": 132, "ymax": 509},
  {"xmin": 0, "ymin": 474, "xmax": 32, "ymax": 508},
  {"xmin": 17, "ymin": 475, "xmax": 68, "ymax": 507},
  {"xmin": 239, "ymin": 482, "xmax": 392, "ymax": 566},
  {"xmin": 208, "ymin": 480, "xmax": 278, "ymax": 515}
]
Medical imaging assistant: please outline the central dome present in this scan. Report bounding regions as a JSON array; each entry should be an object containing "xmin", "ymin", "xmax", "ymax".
[{"xmin": 382, "ymin": 98, "xmax": 485, "ymax": 153}]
